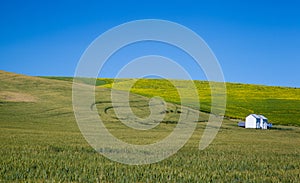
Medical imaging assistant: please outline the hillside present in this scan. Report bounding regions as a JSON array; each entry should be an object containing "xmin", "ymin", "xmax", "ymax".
[
  {"xmin": 1, "ymin": 71, "xmax": 300, "ymax": 182},
  {"xmin": 41, "ymin": 76, "xmax": 300, "ymax": 126},
  {"xmin": 98, "ymin": 78, "xmax": 300, "ymax": 126}
]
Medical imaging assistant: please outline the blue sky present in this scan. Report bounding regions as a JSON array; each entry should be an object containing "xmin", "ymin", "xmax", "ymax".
[{"xmin": 1, "ymin": 0, "xmax": 300, "ymax": 87}]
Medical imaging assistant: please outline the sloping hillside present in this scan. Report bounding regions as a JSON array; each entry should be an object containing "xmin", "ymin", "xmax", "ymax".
[
  {"xmin": 42, "ymin": 76, "xmax": 300, "ymax": 125},
  {"xmin": 1, "ymin": 71, "xmax": 300, "ymax": 182},
  {"xmin": 100, "ymin": 78, "xmax": 300, "ymax": 126},
  {"xmin": 0, "ymin": 71, "xmax": 75, "ymax": 131}
]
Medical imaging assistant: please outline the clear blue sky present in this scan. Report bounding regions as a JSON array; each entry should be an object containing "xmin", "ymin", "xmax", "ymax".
[{"xmin": 1, "ymin": 0, "xmax": 300, "ymax": 87}]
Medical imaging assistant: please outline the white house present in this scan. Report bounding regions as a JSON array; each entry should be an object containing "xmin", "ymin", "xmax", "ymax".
[{"xmin": 245, "ymin": 114, "xmax": 268, "ymax": 129}]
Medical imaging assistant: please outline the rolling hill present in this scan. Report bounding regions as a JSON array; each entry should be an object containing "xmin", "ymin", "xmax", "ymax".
[
  {"xmin": 1, "ymin": 70, "xmax": 300, "ymax": 182},
  {"xmin": 41, "ymin": 76, "xmax": 300, "ymax": 126},
  {"xmin": 98, "ymin": 78, "xmax": 300, "ymax": 126}
]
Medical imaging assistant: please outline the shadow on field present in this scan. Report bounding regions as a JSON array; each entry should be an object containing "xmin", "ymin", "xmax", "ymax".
[{"xmin": 270, "ymin": 126, "xmax": 294, "ymax": 131}]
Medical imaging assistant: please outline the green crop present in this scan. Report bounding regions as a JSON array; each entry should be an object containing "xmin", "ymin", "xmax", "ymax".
[
  {"xmin": 1, "ymin": 71, "xmax": 299, "ymax": 182},
  {"xmin": 100, "ymin": 78, "xmax": 300, "ymax": 126}
]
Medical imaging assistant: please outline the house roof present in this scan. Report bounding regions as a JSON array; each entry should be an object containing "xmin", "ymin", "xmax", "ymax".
[
  {"xmin": 259, "ymin": 115, "xmax": 267, "ymax": 119},
  {"xmin": 248, "ymin": 114, "xmax": 267, "ymax": 119}
]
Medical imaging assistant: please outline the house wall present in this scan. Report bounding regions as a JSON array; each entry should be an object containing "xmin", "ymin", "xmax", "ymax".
[{"xmin": 245, "ymin": 115, "xmax": 257, "ymax": 128}]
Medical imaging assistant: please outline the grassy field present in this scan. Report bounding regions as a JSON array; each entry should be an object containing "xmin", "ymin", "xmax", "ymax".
[
  {"xmin": 99, "ymin": 78, "xmax": 300, "ymax": 126},
  {"xmin": 1, "ymin": 71, "xmax": 300, "ymax": 182}
]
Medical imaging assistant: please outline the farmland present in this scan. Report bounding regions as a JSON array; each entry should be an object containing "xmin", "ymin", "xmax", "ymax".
[
  {"xmin": 1, "ymin": 71, "xmax": 300, "ymax": 182},
  {"xmin": 100, "ymin": 78, "xmax": 300, "ymax": 126}
]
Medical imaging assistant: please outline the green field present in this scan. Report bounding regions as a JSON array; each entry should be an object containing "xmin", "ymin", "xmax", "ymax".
[
  {"xmin": 99, "ymin": 78, "xmax": 300, "ymax": 126},
  {"xmin": 42, "ymin": 76, "xmax": 300, "ymax": 126},
  {"xmin": 1, "ymin": 71, "xmax": 300, "ymax": 182}
]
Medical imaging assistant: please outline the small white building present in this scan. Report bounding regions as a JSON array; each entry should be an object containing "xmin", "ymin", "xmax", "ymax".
[{"xmin": 245, "ymin": 114, "xmax": 268, "ymax": 129}]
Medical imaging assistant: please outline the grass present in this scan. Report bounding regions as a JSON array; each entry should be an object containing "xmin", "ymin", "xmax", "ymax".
[
  {"xmin": 100, "ymin": 78, "xmax": 300, "ymax": 126},
  {"xmin": 40, "ymin": 76, "xmax": 109, "ymax": 86},
  {"xmin": 1, "ymin": 70, "xmax": 300, "ymax": 182}
]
